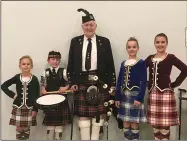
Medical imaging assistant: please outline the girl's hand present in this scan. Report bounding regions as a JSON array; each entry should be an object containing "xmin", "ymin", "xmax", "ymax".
[
  {"xmin": 133, "ymin": 100, "xmax": 141, "ymax": 106},
  {"xmin": 115, "ymin": 101, "xmax": 120, "ymax": 108},
  {"xmin": 59, "ymin": 87, "xmax": 68, "ymax": 93},
  {"xmin": 13, "ymin": 95, "xmax": 17, "ymax": 100},
  {"xmin": 31, "ymin": 111, "xmax": 37, "ymax": 117}
]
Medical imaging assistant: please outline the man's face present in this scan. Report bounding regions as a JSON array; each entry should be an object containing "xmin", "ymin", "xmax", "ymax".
[{"xmin": 82, "ymin": 20, "xmax": 97, "ymax": 38}]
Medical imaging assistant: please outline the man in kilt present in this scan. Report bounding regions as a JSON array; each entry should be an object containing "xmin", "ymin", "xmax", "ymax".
[
  {"xmin": 40, "ymin": 51, "xmax": 71, "ymax": 140},
  {"xmin": 67, "ymin": 8, "xmax": 116, "ymax": 140}
]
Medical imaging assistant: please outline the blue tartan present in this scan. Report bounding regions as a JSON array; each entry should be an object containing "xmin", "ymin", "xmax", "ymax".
[{"xmin": 117, "ymin": 90, "xmax": 147, "ymax": 123}]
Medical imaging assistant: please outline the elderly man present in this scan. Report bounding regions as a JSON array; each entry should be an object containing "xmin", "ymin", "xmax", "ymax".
[{"xmin": 67, "ymin": 8, "xmax": 116, "ymax": 140}]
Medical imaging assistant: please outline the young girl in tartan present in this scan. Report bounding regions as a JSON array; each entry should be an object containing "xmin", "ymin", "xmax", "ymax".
[
  {"xmin": 145, "ymin": 33, "xmax": 187, "ymax": 140},
  {"xmin": 115, "ymin": 37, "xmax": 147, "ymax": 140},
  {"xmin": 40, "ymin": 51, "xmax": 71, "ymax": 140},
  {"xmin": 1, "ymin": 55, "xmax": 40, "ymax": 140}
]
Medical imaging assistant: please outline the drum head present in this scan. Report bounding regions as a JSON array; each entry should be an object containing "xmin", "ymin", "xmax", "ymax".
[{"xmin": 36, "ymin": 94, "xmax": 65, "ymax": 106}]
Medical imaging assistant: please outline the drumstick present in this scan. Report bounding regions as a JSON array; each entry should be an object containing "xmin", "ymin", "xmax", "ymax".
[
  {"xmin": 46, "ymin": 90, "xmax": 72, "ymax": 94},
  {"xmin": 46, "ymin": 91, "xmax": 60, "ymax": 94}
]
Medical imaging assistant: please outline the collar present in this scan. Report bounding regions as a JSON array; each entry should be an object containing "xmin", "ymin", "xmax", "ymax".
[
  {"xmin": 84, "ymin": 34, "xmax": 96, "ymax": 42},
  {"xmin": 49, "ymin": 66, "xmax": 59, "ymax": 73}
]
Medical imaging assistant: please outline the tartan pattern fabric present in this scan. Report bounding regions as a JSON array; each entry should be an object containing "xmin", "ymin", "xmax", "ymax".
[
  {"xmin": 43, "ymin": 99, "xmax": 71, "ymax": 126},
  {"xmin": 9, "ymin": 106, "xmax": 36, "ymax": 127},
  {"xmin": 16, "ymin": 127, "xmax": 30, "ymax": 140},
  {"xmin": 74, "ymin": 89, "xmax": 109, "ymax": 117},
  {"xmin": 147, "ymin": 87, "xmax": 179, "ymax": 126},
  {"xmin": 117, "ymin": 90, "xmax": 147, "ymax": 123},
  {"xmin": 153, "ymin": 126, "xmax": 170, "ymax": 140}
]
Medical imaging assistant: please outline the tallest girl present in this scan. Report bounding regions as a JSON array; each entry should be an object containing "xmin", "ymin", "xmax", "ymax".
[{"xmin": 146, "ymin": 33, "xmax": 187, "ymax": 140}]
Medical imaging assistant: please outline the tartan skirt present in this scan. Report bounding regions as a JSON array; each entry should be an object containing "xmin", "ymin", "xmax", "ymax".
[
  {"xmin": 43, "ymin": 99, "xmax": 71, "ymax": 126},
  {"xmin": 9, "ymin": 106, "xmax": 37, "ymax": 127},
  {"xmin": 117, "ymin": 90, "xmax": 147, "ymax": 123},
  {"xmin": 147, "ymin": 87, "xmax": 179, "ymax": 126},
  {"xmin": 74, "ymin": 87, "xmax": 109, "ymax": 117}
]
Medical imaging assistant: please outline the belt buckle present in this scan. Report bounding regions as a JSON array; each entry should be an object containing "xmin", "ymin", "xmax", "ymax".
[{"xmin": 88, "ymin": 74, "xmax": 95, "ymax": 81}]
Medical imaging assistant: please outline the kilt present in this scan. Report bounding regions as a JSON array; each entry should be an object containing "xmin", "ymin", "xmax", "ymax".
[
  {"xmin": 74, "ymin": 89, "xmax": 109, "ymax": 117},
  {"xmin": 117, "ymin": 89, "xmax": 147, "ymax": 123},
  {"xmin": 74, "ymin": 70, "xmax": 109, "ymax": 117},
  {"xmin": 147, "ymin": 87, "xmax": 179, "ymax": 126},
  {"xmin": 43, "ymin": 99, "xmax": 71, "ymax": 126},
  {"xmin": 9, "ymin": 106, "xmax": 37, "ymax": 127}
]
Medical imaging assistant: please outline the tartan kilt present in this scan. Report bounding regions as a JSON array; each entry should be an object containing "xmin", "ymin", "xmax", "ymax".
[
  {"xmin": 9, "ymin": 106, "xmax": 37, "ymax": 127},
  {"xmin": 74, "ymin": 89, "xmax": 109, "ymax": 117},
  {"xmin": 117, "ymin": 89, "xmax": 147, "ymax": 123},
  {"xmin": 43, "ymin": 99, "xmax": 71, "ymax": 126},
  {"xmin": 147, "ymin": 87, "xmax": 179, "ymax": 126}
]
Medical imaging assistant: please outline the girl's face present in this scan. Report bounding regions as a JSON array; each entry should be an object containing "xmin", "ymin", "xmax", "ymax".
[
  {"xmin": 48, "ymin": 58, "xmax": 60, "ymax": 68},
  {"xmin": 19, "ymin": 58, "xmax": 33, "ymax": 73},
  {"xmin": 126, "ymin": 41, "xmax": 139, "ymax": 57},
  {"xmin": 154, "ymin": 36, "xmax": 168, "ymax": 53}
]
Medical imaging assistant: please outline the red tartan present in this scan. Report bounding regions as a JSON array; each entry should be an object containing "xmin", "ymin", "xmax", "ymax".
[
  {"xmin": 9, "ymin": 106, "xmax": 37, "ymax": 127},
  {"xmin": 147, "ymin": 87, "xmax": 179, "ymax": 126},
  {"xmin": 42, "ymin": 99, "xmax": 71, "ymax": 126},
  {"xmin": 74, "ymin": 90, "xmax": 109, "ymax": 117}
]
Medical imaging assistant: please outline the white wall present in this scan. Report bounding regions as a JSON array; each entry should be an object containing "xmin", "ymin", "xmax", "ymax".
[{"xmin": 1, "ymin": 1, "xmax": 187, "ymax": 140}]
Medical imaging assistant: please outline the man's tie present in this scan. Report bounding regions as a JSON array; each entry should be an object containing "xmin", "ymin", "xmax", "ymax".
[{"xmin": 85, "ymin": 38, "xmax": 92, "ymax": 71}]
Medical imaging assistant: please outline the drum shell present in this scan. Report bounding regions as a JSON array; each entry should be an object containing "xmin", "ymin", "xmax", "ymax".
[{"xmin": 36, "ymin": 94, "xmax": 66, "ymax": 110}]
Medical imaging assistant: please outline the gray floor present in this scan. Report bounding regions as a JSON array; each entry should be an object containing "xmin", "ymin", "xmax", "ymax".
[
  {"xmin": 178, "ymin": 107, "xmax": 187, "ymax": 140},
  {"xmin": 29, "ymin": 113, "xmax": 155, "ymax": 140}
]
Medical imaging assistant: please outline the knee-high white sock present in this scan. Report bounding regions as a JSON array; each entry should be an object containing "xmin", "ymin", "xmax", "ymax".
[
  {"xmin": 78, "ymin": 120, "xmax": 91, "ymax": 140},
  {"xmin": 55, "ymin": 126, "xmax": 63, "ymax": 140},
  {"xmin": 91, "ymin": 118, "xmax": 104, "ymax": 140},
  {"xmin": 47, "ymin": 126, "xmax": 55, "ymax": 140}
]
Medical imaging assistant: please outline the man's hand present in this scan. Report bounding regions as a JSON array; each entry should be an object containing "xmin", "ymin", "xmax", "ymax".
[{"xmin": 71, "ymin": 85, "xmax": 78, "ymax": 92}]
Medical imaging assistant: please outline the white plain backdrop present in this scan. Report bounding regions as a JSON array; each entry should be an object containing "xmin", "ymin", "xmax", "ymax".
[{"xmin": 1, "ymin": 1, "xmax": 187, "ymax": 140}]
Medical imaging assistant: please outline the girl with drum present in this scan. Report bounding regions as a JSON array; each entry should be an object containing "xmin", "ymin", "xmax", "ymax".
[
  {"xmin": 1, "ymin": 55, "xmax": 40, "ymax": 140},
  {"xmin": 145, "ymin": 33, "xmax": 187, "ymax": 140},
  {"xmin": 115, "ymin": 37, "xmax": 147, "ymax": 140},
  {"xmin": 40, "ymin": 50, "xmax": 71, "ymax": 140}
]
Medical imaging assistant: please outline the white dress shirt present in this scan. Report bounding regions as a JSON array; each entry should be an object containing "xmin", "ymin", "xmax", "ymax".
[{"xmin": 82, "ymin": 35, "xmax": 97, "ymax": 71}]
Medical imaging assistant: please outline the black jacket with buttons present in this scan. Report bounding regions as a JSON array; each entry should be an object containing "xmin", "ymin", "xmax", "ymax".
[
  {"xmin": 1, "ymin": 74, "xmax": 40, "ymax": 111},
  {"xmin": 67, "ymin": 35, "xmax": 116, "ymax": 88},
  {"xmin": 146, "ymin": 54, "xmax": 187, "ymax": 92}
]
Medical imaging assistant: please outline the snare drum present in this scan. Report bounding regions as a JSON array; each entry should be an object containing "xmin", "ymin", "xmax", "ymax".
[{"xmin": 36, "ymin": 94, "xmax": 66, "ymax": 110}]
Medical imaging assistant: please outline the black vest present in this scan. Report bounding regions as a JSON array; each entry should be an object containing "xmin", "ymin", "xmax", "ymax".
[{"xmin": 45, "ymin": 68, "xmax": 66, "ymax": 91}]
